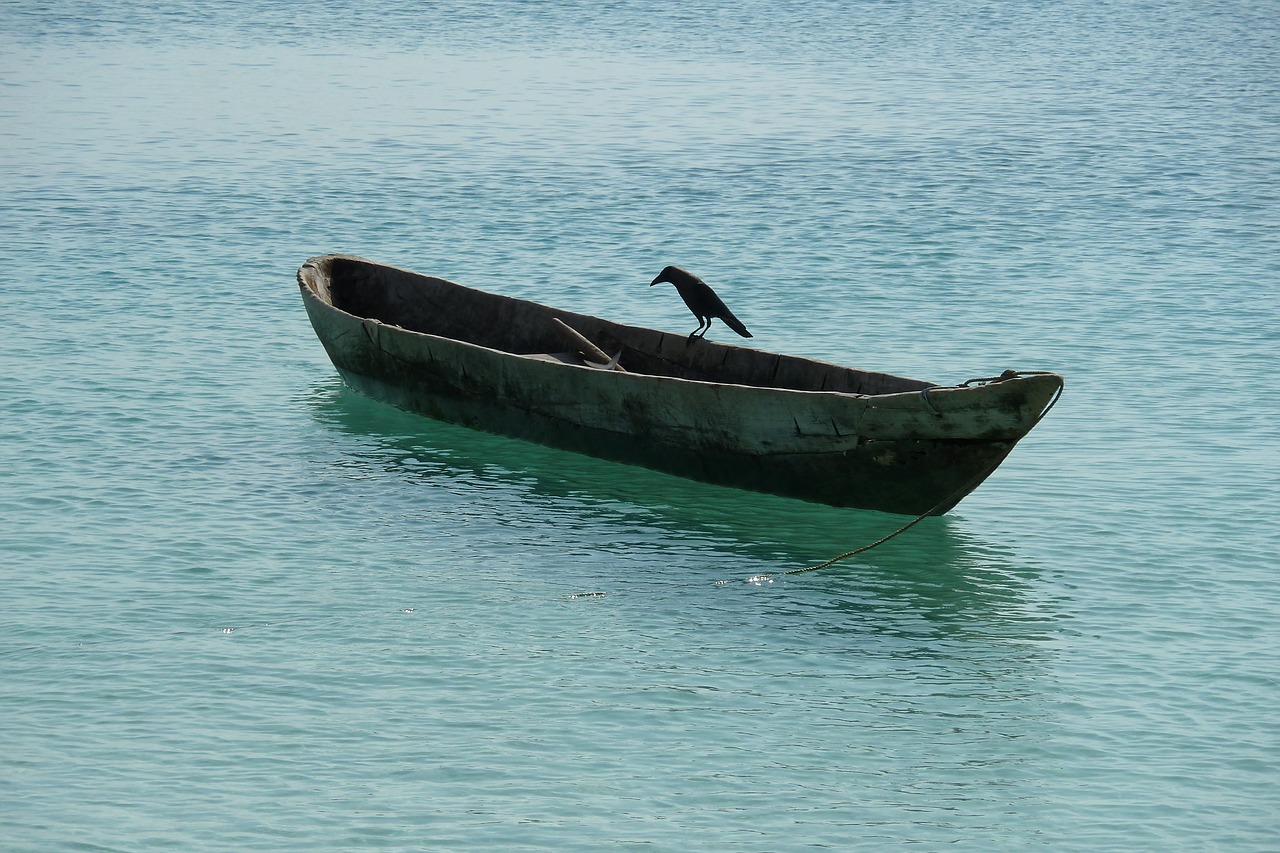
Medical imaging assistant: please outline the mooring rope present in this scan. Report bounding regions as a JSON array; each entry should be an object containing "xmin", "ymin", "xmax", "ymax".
[
  {"xmin": 570, "ymin": 372, "xmax": 1064, "ymax": 598},
  {"xmin": 753, "ymin": 371, "xmax": 1065, "ymax": 583}
]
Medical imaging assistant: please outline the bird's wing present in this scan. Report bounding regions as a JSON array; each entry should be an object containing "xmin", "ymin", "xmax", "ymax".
[{"xmin": 718, "ymin": 309, "xmax": 752, "ymax": 338}]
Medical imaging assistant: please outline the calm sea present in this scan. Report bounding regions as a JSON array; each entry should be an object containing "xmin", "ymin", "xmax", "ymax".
[{"xmin": 2, "ymin": 1, "xmax": 1278, "ymax": 850}]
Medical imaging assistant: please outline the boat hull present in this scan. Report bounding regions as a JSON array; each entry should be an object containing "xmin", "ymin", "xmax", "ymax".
[{"xmin": 299, "ymin": 256, "xmax": 1061, "ymax": 515}]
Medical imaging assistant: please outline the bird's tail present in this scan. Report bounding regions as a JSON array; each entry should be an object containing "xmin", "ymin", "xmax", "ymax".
[{"xmin": 721, "ymin": 311, "xmax": 752, "ymax": 338}]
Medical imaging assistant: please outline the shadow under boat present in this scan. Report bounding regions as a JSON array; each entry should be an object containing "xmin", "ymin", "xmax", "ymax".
[{"xmin": 303, "ymin": 378, "xmax": 1042, "ymax": 604}]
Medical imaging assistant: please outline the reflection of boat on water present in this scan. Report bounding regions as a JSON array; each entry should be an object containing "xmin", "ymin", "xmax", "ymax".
[
  {"xmin": 305, "ymin": 380, "xmax": 1042, "ymax": 622},
  {"xmin": 305, "ymin": 378, "xmax": 927, "ymax": 557},
  {"xmin": 298, "ymin": 255, "xmax": 1063, "ymax": 516}
]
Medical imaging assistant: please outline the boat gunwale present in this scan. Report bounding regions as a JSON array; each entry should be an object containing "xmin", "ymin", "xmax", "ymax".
[{"xmin": 298, "ymin": 254, "xmax": 1056, "ymax": 410}]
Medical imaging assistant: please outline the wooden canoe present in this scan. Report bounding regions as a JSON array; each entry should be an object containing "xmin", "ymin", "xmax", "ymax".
[{"xmin": 297, "ymin": 255, "xmax": 1062, "ymax": 515}]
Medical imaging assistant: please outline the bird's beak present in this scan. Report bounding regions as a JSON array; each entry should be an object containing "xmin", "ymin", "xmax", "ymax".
[{"xmin": 649, "ymin": 275, "xmax": 662, "ymax": 287}]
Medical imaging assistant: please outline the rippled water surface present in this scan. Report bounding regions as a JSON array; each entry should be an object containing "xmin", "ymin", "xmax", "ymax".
[{"xmin": 3, "ymin": 2, "xmax": 1278, "ymax": 850}]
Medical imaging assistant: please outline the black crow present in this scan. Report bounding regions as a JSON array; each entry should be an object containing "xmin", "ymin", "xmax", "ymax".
[{"xmin": 649, "ymin": 265, "xmax": 752, "ymax": 341}]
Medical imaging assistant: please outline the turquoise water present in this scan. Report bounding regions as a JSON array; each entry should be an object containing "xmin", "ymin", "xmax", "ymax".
[{"xmin": 3, "ymin": 1, "xmax": 1278, "ymax": 849}]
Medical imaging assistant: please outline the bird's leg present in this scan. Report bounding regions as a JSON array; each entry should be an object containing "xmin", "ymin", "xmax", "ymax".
[{"xmin": 687, "ymin": 317, "xmax": 709, "ymax": 344}]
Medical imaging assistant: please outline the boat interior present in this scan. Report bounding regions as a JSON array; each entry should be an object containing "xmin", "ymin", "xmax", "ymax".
[{"xmin": 300, "ymin": 255, "xmax": 934, "ymax": 396}]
